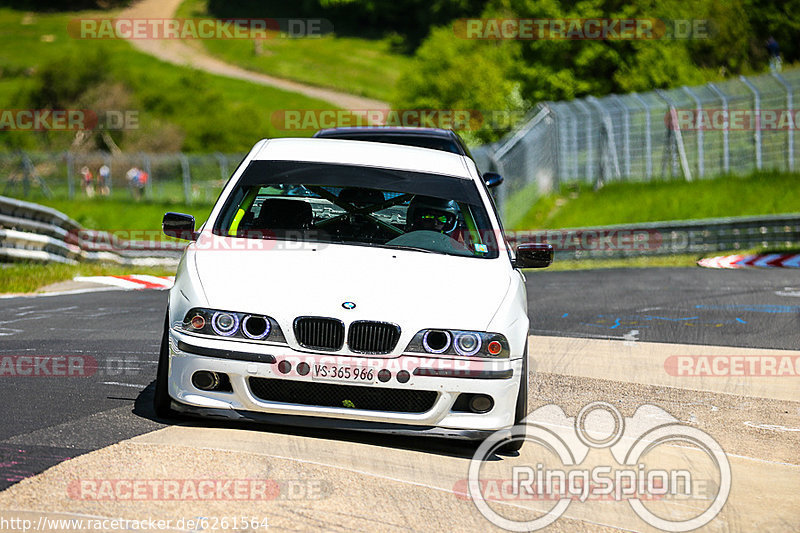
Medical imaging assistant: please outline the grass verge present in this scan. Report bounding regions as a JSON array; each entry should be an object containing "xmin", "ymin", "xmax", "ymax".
[
  {"xmin": 176, "ymin": 0, "xmax": 412, "ymax": 103},
  {"xmin": 0, "ymin": 6, "xmax": 331, "ymax": 153},
  {"xmin": 528, "ymin": 254, "xmax": 701, "ymax": 272},
  {"xmin": 29, "ymin": 197, "xmax": 214, "ymax": 231},
  {"xmin": 0, "ymin": 262, "xmax": 175, "ymax": 294},
  {"xmin": 514, "ymin": 171, "xmax": 800, "ymax": 230}
]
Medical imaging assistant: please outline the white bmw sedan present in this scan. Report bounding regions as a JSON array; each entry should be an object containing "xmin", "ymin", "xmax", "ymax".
[{"xmin": 155, "ymin": 137, "xmax": 552, "ymax": 450}]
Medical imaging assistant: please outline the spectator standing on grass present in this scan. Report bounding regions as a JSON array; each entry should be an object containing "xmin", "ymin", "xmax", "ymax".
[
  {"xmin": 80, "ymin": 166, "xmax": 94, "ymax": 198},
  {"xmin": 767, "ymin": 37, "xmax": 782, "ymax": 73},
  {"xmin": 137, "ymin": 168, "xmax": 148, "ymax": 198},
  {"xmin": 98, "ymin": 164, "xmax": 110, "ymax": 196},
  {"xmin": 126, "ymin": 166, "xmax": 142, "ymax": 200}
]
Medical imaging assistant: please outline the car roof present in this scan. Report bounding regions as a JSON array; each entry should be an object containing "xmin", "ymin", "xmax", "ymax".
[
  {"xmin": 254, "ymin": 137, "xmax": 474, "ymax": 179},
  {"xmin": 313, "ymin": 127, "xmax": 468, "ymax": 156},
  {"xmin": 314, "ymin": 126, "xmax": 458, "ymax": 138}
]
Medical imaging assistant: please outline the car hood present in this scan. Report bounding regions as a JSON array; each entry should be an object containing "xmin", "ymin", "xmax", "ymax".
[{"xmin": 191, "ymin": 238, "xmax": 512, "ymax": 333}]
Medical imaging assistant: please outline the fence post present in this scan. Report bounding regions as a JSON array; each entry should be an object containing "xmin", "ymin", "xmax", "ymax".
[
  {"xmin": 569, "ymin": 107, "xmax": 579, "ymax": 179},
  {"xmin": 611, "ymin": 95, "xmax": 631, "ymax": 178},
  {"xmin": 682, "ymin": 86, "xmax": 705, "ymax": 178},
  {"xmin": 631, "ymin": 93, "xmax": 652, "ymax": 179},
  {"xmin": 103, "ymin": 152, "xmax": 112, "ymax": 194},
  {"xmin": 572, "ymin": 99, "xmax": 594, "ymax": 184},
  {"xmin": 66, "ymin": 152, "xmax": 74, "ymax": 199},
  {"xmin": 656, "ymin": 90, "xmax": 693, "ymax": 181},
  {"xmin": 739, "ymin": 75, "xmax": 762, "ymax": 171},
  {"xmin": 587, "ymin": 96, "xmax": 621, "ymax": 185},
  {"xmin": 553, "ymin": 105, "xmax": 570, "ymax": 185},
  {"xmin": 215, "ymin": 152, "xmax": 229, "ymax": 183},
  {"xmin": 772, "ymin": 72, "xmax": 794, "ymax": 172},
  {"xmin": 143, "ymin": 154, "xmax": 153, "ymax": 200},
  {"xmin": 179, "ymin": 154, "xmax": 192, "ymax": 205},
  {"xmin": 707, "ymin": 83, "xmax": 730, "ymax": 173}
]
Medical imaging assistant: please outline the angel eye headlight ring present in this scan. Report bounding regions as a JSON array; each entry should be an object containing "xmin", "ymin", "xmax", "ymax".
[
  {"xmin": 211, "ymin": 312, "xmax": 239, "ymax": 336},
  {"xmin": 422, "ymin": 330, "xmax": 451, "ymax": 354},
  {"xmin": 454, "ymin": 332, "xmax": 482, "ymax": 356},
  {"xmin": 242, "ymin": 315, "xmax": 270, "ymax": 340}
]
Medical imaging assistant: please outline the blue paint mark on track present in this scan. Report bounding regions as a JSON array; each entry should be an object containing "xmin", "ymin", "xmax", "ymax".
[
  {"xmin": 695, "ymin": 304, "xmax": 800, "ymax": 314},
  {"xmin": 643, "ymin": 315, "xmax": 700, "ymax": 322}
]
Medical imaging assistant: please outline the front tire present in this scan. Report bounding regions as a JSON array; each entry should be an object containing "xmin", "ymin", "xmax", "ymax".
[
  {"xmin": 154, "ymin": 311, "xmax": 179, "ymax": 419},
  {"xmin": 497, "ymin": 345, "xmax": 528, "ymax": 453}
]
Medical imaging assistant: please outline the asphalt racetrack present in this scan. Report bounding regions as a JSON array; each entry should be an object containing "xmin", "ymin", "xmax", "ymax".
[
  {"xmin": 0, "ymin": 267, "xmax": 798, "ymax": 531},
  {"xmin": 528, "ymin": 267, "xmax": 800, "ymax": 349}
]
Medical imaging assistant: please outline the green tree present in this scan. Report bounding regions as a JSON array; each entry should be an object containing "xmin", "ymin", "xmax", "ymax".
[
  {"xmin": 394, "ymin": 26, "xmax": 526, "ymax": 143},
  {"xmin": 396, "ymin": 0, "xmax": 799, "ymax": 142}
]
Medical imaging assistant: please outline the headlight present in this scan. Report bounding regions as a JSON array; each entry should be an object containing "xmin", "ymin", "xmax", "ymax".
[
  {"xmin": 454, "ymin": 332, "xmax": 481, "ymax": 356},
  {"xmin": 405, "ymin": 330, "xmax": 509, "ymax": 358},
  {"xmin": 180, "ymin": 308, "xmax": 286, "ymax": 344},
  {"xmin": 212, "ymin": 312, "xmax": 239, "ymax": 336},
  {"xmin": 242, "ymin": 315, "xmax": 270, "ymax": 340},
  {"xmin": 422, "ymin": 330, "xmax": 451, "ymax": 353}
]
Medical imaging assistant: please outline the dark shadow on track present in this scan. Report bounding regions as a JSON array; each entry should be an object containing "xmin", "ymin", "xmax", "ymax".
[{"xmin": 132, "ymin": 380, "xmax": 509, "ymax": 461}]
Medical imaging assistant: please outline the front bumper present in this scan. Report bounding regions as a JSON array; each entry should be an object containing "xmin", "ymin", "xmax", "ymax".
[{"xmin": 166, "ymin": 328, "xmax": 522, "ymax": 439}]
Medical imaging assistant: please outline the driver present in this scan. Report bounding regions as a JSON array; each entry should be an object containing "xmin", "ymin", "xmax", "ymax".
[{"xmin": 406, "ymin": 195, "xmax": 459, "ymax": 235}]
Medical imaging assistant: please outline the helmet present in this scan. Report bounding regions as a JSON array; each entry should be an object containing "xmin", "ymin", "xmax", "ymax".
[{"xmin": 406, "ymin": 195, "xmax": 459, "ymax": 234}]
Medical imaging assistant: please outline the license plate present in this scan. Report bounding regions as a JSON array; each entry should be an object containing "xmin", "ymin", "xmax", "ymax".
[{"xmin": 311, "ymin": 364, "xmax": 376, "ymax": 384}]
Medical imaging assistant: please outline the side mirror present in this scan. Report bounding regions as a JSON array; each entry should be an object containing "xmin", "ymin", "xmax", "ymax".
[
  {"xmin": 483, "ymin": 172, "xmax": 504, "ymax": 188},
  {"xmin": 163, "ymin": 212, "xmax": 196, "ymax": 240},
  {"xmin": 514, "ymin": 243, "xmax": 553, "ymax": 269}
]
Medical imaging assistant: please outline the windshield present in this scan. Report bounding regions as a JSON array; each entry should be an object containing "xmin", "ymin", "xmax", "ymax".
[
  {"xmin": 317, "ymin": 134, "xmax": 462, "ymax": 155},
  {"xmin": 213, "ymin": 160, "xmax": 499, "ymax": 259}
]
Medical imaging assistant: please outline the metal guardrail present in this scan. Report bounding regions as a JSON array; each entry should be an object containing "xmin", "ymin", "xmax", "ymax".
[
  {"xmin": 1, "ymin": 195, "xmax": 797, "ymax": 265},
  {"xmin": 0, "ymin": 195, "xmax": 183, "ymax": 266},
  {"xmin": 506, "ymin": 213, "xmax": 800, "ymax": 260}
]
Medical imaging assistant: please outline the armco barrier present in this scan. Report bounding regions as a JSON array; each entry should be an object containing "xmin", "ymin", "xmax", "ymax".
[
  {"xmin": 2, "ymin": 195, "xmax": 798, "ymax": 264},
  {"xmin": 0, "ymin": 195, "xmax": 183, "ymax": 266},
  {"xmin": 505, "ymin": 213, "xmax": 800, "ymax": 260}
]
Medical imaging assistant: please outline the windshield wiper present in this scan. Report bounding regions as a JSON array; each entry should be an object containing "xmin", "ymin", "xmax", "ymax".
[{"xmin": 383, "ymin": 245, "xmax": 435, "ymax": 254}]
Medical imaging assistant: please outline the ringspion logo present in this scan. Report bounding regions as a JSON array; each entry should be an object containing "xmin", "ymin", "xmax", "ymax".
[{"xmin": 467, "ymin": 402, "xmax": 730, "ymax": 531}]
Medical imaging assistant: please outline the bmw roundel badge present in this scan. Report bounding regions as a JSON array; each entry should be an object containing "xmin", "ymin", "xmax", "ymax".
[{"xmin": 342, "ymin": 301, "xmax": 356, "ymax": 310}]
